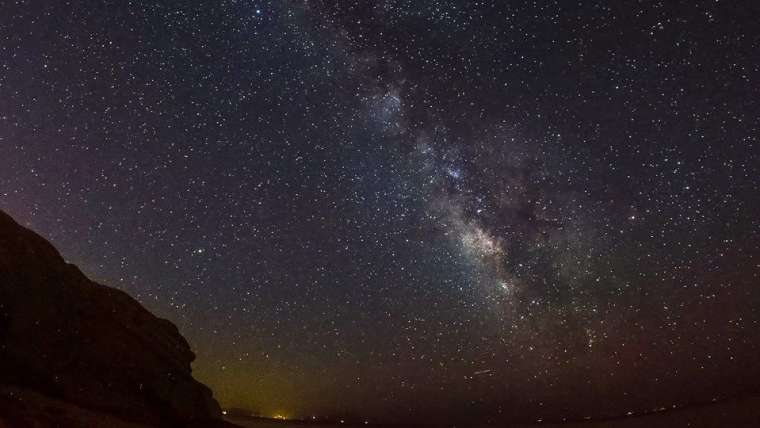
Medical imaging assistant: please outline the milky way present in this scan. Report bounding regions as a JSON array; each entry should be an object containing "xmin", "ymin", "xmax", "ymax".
[{"xmin": 1, "ymin": 0, "xmax": 759, "ymax": 423}]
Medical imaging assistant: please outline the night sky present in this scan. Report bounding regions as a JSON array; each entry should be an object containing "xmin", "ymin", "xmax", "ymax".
[{"xmin": 1, "ymin": 0, "xmax": 759, "ymax": 424}]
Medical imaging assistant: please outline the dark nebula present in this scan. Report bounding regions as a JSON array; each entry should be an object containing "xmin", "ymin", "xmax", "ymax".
[{"xmin": 1, "ymin": 0, "xmax": 759, "ymax": 423}]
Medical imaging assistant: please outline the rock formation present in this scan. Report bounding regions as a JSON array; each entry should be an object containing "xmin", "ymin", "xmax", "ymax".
[{"xmin": 0, "ymin": 210, "xmax": 225, "ymax": 427}]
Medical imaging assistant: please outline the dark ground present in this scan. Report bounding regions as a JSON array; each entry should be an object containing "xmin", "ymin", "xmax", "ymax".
[{"xmin": 224, "ymin": 393, "xmax": 760, "ymax": 428}]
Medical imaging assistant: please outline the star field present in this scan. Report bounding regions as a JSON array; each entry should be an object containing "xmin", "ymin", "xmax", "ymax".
[{"xmin": 1, "ymin": 0, "xmax": 759, "ymax": 424}]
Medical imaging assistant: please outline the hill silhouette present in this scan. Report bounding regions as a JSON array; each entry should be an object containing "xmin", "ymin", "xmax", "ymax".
[{"xmin": 0, "ymin": 209, "xmax": 229, "ymax": 427}]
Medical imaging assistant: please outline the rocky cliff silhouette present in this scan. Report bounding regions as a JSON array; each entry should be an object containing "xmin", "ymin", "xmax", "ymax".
[{"xmin": 0, "ymin": 210, "xmax": 227, "ymax": 427}]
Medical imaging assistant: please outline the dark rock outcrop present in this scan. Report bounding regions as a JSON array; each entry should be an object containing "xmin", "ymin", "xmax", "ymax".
[{"xmin": 0, "ymin": 210, "xmax": 223, "ymax": 427}]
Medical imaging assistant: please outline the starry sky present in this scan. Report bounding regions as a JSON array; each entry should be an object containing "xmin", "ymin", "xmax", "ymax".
[{"xmin": 1, "ymin": 0, "xmax": 759, "ymax": 424}]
